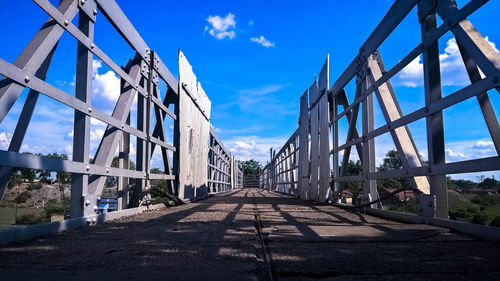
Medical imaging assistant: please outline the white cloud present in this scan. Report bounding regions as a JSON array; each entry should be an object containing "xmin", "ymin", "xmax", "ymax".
[
  {"xmin": 205, "ymin": 13, "xmax": 236, "ymax": 40},
  {"xmin": 225, "ymin": 135, "xmax": 287, "ymax": 164},
  {"xmin": 445, "ymin": 148, "xmax": 466, "ymax": 161},
  {"xmin": 92, "ymin": 59, "xmax": 120, "ymax": 102},
  {"xmin": 68, "ymin": 118, "xmax": 107, "ymax": 140},
  {"xmin": 216, "ymin": 83, "xmax": 294, "ymax": 117},
  {"xmin": 0, "ymin": 131, "xmax": 11, "ymax": 150},
  {"xmin": 473, "ymin": 140, "xmax": 494, "ymax": 148},
  {"xmin": 248, "ymin": 20, "xmax": 254, "ymax": 26},
  {"xmin": 445, "ymin": 139, "xmax": 496, "ymax": 162},
  {"xmin": 90, "ymin": 129, "xmax": 105, "ymax": 141},
  {"xmin": 129, "ymin": 142, "xmax": 136, "ymax": 156},
  {"xmin": 396, "ymin": 37, "xmax": 499, "ymax": 87},
  {"xmin": 67, "ymin": 60, "xmax": 120, "ymax": 103},
  {"xmin": 92, "ymin": 59, "xmax": 102, "ymax": 76},
  {"xmin": 238, "ymin": 84, "xmax": 287, "ymax": 97},
  {"xmin": 91, "ymin": 118, "xmax": 107, "ymax": 128},
  {"xmin": 397, "ymin": 56, "xmax": 423, "ymax": 87},
  {"xmin": 64, "ymin": 145, "xmax": 73, "ymax": 158},
  {"xmin": 250, "ymin": 35, "xmax": 275, "ymax": 48}
]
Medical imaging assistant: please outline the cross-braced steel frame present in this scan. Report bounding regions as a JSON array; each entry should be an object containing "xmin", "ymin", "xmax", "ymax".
[
  {"xmin": 261, "ymin": 0, "xmax": 500, "ymax": 220},
  {"xmin": 0, "ymin": 0, "xmax": 241, "ymax": 225}
]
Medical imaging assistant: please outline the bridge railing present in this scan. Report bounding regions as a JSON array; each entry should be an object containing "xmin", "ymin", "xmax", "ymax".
[
  {"xmin": 208, "ymin": 126, "xmax": 232, "ymax": 193},
  {"xmin": 260, "ymin": 0, "xmax": 500, "ymax": 231},
  {"xmin": 0, "ymin": 0, "xmax": 240, "ymax": 231}
]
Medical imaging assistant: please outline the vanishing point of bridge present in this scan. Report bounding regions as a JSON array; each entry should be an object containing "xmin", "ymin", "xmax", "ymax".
[{"xmin": 0, "ymin": 0, "xmax": 500, "ymax": 280}]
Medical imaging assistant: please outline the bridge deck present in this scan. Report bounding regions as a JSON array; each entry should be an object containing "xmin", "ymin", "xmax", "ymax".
[{"xmin": 1, "ymin": 189, "xmax": 499, "ymax": 280}]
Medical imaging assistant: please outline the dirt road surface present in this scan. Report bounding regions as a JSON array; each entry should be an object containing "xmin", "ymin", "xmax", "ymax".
[{"xmin": 1, "ymin": 189, "xmax": 499, "ymax": 280}]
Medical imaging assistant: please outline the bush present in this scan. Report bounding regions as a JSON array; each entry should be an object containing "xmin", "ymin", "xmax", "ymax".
[
  {"xmin": 471, "ymin": 211, "xmax": 494, "ymax": 225},
  {"xmin": 27, "ymin": 182, "xmax": 42, "ymax": 191},
  {"xmin": 14, "ymin": 191, "xmax": 32, "ymax": 204},
  {"xmin": 15, "ymin": 214, "xmax": 41, "ymax": 225},
  {"xmin": 490, "ymin": 216, "xmax": 500, "ymax": 227},
  {"xmin": 470, "ymin": 195, "xmax": 497, "ymax": 206},
  {"xmin": 44, "ymin": 198, "xmax": 69, "ymax": 218},
  {"xmin": 449, "ymin": 202, "xmax": 480, "ymax": 222},
  {"xmin": 151, "ymin": 180, "xmax": 170, "ymax": 197}
]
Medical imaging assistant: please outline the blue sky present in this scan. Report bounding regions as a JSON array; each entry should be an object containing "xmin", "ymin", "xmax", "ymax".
[{"xmin": 0, "ymin": 0, "xmax": 499, "ymax": 181}]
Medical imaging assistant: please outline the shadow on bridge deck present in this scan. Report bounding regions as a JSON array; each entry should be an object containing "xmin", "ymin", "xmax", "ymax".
[{"xmin": 0, "ymin": 188, "xmax": 499, "ymax": 280}]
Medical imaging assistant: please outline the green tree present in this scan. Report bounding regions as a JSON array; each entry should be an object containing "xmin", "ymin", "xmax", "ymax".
[
  {"xmin": 46, "ymin": 153, "xmax": 71, "ymax": 199},
  {"xmin": 8, "ymin": 169, "xmax": 22, "ymax": 189},
  {"xmin": 340, "ymin": 160, "xmax": 363, "ymax": 200},
  {"xmin": 479, "ymin": 177, "xmax": 497, "ymax": 192},
  {"xmin": 378, "ymin": 150, "xmax": 402, "ymax": 171},
  {"xmin": 36, "ymin": 153, "xmax": 52, "ymax": 184},
  {"xmin": 447, "ymin": 176, "xmax": 477, "ymax": 193},
  {"xmin": 150, "ymin": 167, "xmax": 163, "ymax": 174},
  {"xmin": 377, "ymin": 150, "xmax": 410, "ymax": 190},
  {"xmin": 241, "ymin": 159, "xmax": 261, "ymax": 177},
  {"xmin": 18, "ymin": 152, "xmax": 36, "ymax": 183},
  {"xmin": 20, "ymin": 168, "xmax": 36, "ymax": 183},
  {"xmin": 37, "ymin": 169, "xmax": 52, "ymax": 184},
  {"xmin": 110, "ymin": 156, "xmax": 136, "ymax": 170},
  {"xmin": 106, "ymin": 156, "xmax": 137, "ymax": 187}
]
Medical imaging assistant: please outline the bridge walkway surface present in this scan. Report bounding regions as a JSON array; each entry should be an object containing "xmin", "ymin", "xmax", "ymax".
[{"xmin": 1, "ymin": 188, "xmax": 499, "ymax": 280}]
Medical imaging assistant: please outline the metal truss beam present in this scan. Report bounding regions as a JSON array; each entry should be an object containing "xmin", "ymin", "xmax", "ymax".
[{"xmin": 0, "ymin": 0, "xmax": 78, "ymax": 123}]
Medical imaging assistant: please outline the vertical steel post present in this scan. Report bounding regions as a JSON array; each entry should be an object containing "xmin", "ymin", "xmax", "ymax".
[
  {"xmin": 71, "ymin": 11, "xmax": 94, "ymax": 218},
  {"xmin": 298, "ymin": 91, "xmax": 310, "ymax": 199},
  {"xmin": 131, "ymin": 69, "xmax": 147, "ymax": 207},
  {"xmin": 332, "ymin": 96, "xmax": 339, "ymax": 200},
  {"xmin": 173, "ymin": 86, "xmax": 181, "ymax": 197},
  {"xmin": 118, "ymin": 114, "xmax": 130, "ymax": 210},
  {"xmin": 420, "ymin": 6, "xmax": 448, "ymax": 218},
  {"xmin": 269, "ymin": 148, "xmax": 273, "ymax": 190},
  {"xmin": 361, "ymin": 77, "xmax": 378, "ymax": 208},
  {"xmin": 145, "ymin": 52, "xmax": 154, "ymax": 190}
]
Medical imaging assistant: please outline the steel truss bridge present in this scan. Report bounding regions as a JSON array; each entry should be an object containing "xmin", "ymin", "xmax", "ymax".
[{"xmin": 0, "ymin": 0, "xmax": 499, "ymax": 280}]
